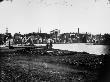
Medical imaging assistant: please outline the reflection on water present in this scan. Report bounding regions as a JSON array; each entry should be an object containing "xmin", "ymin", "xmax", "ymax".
[{"xmin": 52, "ymin": 43, "xmax": 110, "ymax": 55}]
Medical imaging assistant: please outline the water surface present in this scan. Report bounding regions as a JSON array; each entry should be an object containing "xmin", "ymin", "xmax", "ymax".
[{"xmin": 52, "ymin": 43, "xmax": 110, "ymax": 55}]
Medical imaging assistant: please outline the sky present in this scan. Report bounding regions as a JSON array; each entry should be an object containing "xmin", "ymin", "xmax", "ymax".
[{"xmin": 0, "ymin": 0, "xmax": 110, "ymax": 35}]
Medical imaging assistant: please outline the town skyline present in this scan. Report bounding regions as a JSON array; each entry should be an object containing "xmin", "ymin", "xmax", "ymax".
[{"xmin": 0, "ymin": 27, "xmax": 109, "ymax": 36}]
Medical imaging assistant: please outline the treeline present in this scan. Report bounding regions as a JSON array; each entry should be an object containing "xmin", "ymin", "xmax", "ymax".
[{"xmin": 101, "ymin": 34, "xmax": 110, "ymax": 45}]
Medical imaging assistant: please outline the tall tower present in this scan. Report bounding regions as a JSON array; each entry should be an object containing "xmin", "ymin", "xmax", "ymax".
[
  {"xmin": 6, "ymin": 28, "xmax": 8, "ymax": 34},
  {"xmin": 40, "ymin": 27, "xmax": 41, "ymax": 33},
  {"xmin": 78, "ymin": 28, "xmax": 79, "ymax": 35}
]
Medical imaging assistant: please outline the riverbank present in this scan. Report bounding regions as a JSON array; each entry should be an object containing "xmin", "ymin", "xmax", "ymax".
[{"xmin": 0, "ymin": 47, "xmax": 105, "ymax": 82}]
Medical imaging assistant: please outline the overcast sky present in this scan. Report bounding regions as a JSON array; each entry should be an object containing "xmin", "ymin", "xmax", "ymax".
[{"xmin": 0, "ymin": 0, "xmax": 110, "ymax": 35}]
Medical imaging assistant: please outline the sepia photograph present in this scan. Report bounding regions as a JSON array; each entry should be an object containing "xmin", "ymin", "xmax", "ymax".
[{"xmin": 0, "ymin": 0, "xmax": 110, "ymax": 82}]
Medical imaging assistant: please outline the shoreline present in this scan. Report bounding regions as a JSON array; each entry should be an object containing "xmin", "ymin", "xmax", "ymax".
[
  {"xmin": 0, "ymin": 43, "xmax": 108, "ymax": 55},
  {"xmin": 0, "ymin": 45, "xmax": 106, "ymax": 82}
]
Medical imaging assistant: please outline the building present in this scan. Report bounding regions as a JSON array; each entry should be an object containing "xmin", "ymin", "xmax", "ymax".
[{"xmin": 50, "ymin": 29, "xmax": 60, "ymax": 43}]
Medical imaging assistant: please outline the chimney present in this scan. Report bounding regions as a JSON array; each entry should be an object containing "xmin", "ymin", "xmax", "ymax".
[
  {"xmin": 40, "ymin": 27, "xmax": 41, "ymax": 33},
  {"xmin": 6, "ymin": 28, "xmax": 8, "ymax": 34}
]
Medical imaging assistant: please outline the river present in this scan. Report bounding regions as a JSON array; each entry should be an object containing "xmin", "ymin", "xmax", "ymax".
[
  {"xmin": 52, "ymin": 43, "xmax": 110, "ymax": 55},
  {"xmin": 35, "ymin": 43, "xmax": 110, "ymax": 55}
]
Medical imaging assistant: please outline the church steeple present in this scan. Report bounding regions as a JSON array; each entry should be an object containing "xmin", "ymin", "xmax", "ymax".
[
  {"xmin": 40, "ymin": 27, "xmax": 41, "ymax": 33},
  {"xmin": 38, "ymin": 27, "xmax": 41, "ymax": 33}
]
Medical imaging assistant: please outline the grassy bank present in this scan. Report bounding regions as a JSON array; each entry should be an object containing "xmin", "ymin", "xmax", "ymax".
[{"xmin": 0, "ymin": 48, "xmax": 105, "ymax": 82}]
